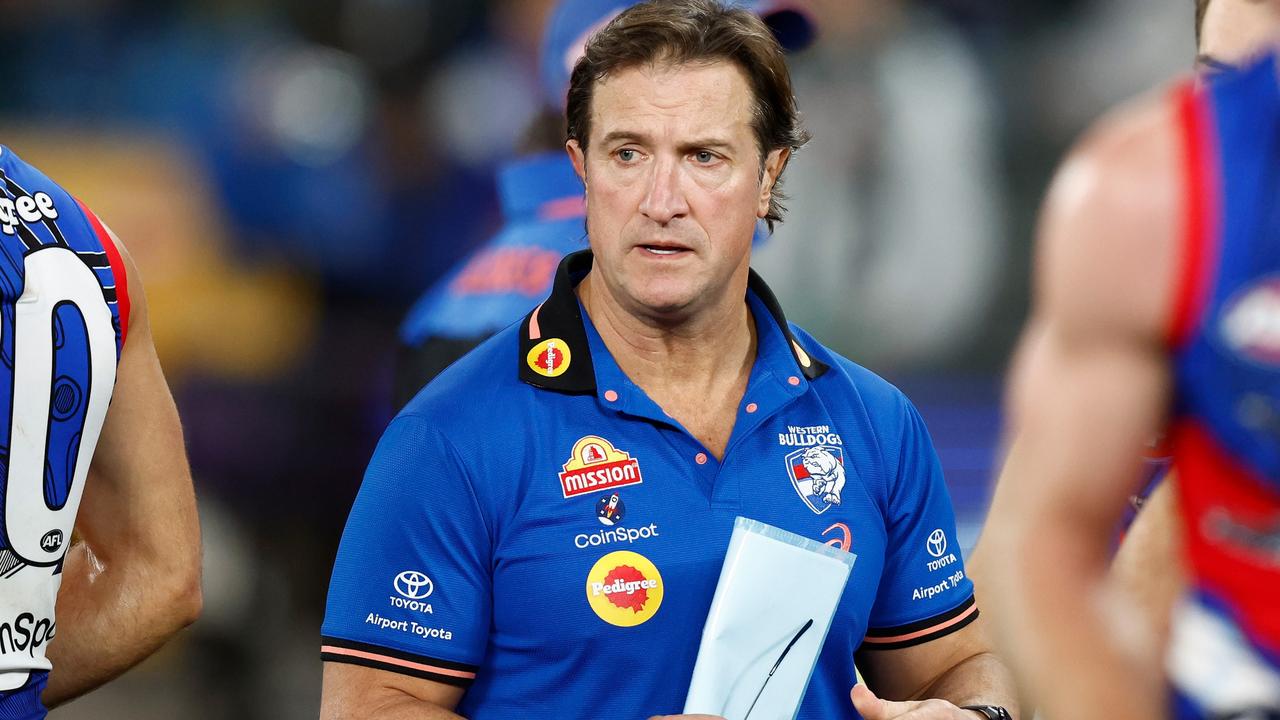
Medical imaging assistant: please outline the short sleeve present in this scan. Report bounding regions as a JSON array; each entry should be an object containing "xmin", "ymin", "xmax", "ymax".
[
  {"xmin": 321, "ymin": 414, "xmax": 491, "ymax": 685},
  {"xmin": 861, "ymin": 397, "xmax": 978, "ymax": 651}
]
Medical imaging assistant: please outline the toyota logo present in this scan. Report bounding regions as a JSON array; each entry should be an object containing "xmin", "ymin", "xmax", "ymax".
[
  {"xmin": 394, "ymin": 571, "xmax": 434, "ymax": 600},
  {"xmin": 926, "ymin": 529, "xmax": 947, "ymax": 558}
]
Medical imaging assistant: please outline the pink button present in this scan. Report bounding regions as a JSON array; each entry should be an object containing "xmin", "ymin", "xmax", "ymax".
[
  {"xmin": 788, "ymin": 376, "xmax": 801, "ymax": 386},
  {"xmin": 745, "ymin": 402, "xmax": 758, "ymax": 414},
  {"xmin": 695, "ymin": 452, "xmax": 708, "ymax": 465},
  {"xmin": 604, "ymin": 389, "xmax": 619, "ymax": 402}
]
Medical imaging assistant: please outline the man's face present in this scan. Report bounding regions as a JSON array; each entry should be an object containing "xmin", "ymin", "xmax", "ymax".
[
  {"xmin": 1199, "ymin": 0, "xmax": 1280, "ymax": 69},
  {"xmin": 567, "ymin": 60, "xmax": 787, "ymax": 319}
]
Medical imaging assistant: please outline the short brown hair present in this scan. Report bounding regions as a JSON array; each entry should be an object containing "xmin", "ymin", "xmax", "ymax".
[
  {"xmin": 565, "ymin": 0, "xmax": 810, "ymax": 231},
  {"xmin": 1196, "ymin": 0, "xmax": 1210, "ymax": 45}
]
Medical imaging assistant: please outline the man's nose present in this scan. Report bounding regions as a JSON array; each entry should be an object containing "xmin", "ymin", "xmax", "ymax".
[{"xmin": 638, "ymin": 156, "xmax": 690, "ymax": 224}]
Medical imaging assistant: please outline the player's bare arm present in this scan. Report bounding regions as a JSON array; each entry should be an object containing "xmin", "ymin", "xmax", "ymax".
[
  {"xmin": 853, "ymin": 618, "xmax": 1020, "ymax": 719},
  {"xmin": 984, "ymin": 90, "xmax": 1183, "ymax": 720},
  {"xmin": 1108, "ymin": 473, "xmax": 1184, "ymax": 656},
  {"xmin": 42, "ymin": 228, "xmax": 202, "ymax": 706},
  {"xmin": 967, "ymin": 337, "xmax": 1185, "ymax": 715}
]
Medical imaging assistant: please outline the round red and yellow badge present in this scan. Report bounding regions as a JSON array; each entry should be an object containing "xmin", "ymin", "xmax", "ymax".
[
  {"xmin": 527, "ymin": 338, "xmax": 571, "ymax": 378},
  {"xmin": 585, "ymin": 550, "xmax": 664, "ymax": 627}
]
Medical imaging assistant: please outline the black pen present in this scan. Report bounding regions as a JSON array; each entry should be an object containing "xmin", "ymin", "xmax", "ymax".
[{"xmin": 743, "ymin": 618, "xmax": 814, "ymax": 720}]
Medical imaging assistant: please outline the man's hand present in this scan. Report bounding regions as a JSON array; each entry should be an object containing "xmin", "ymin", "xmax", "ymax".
[{"xmin": 851, "ymin": 684, "xmax": 982, "ymax": 719}]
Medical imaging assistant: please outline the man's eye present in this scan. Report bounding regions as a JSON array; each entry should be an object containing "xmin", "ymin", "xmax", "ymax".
[
  {"xmin": 695, "ymin": 151, "xmax": 715, "ymax": 163},
  {"xmin": 618, "ymin": 149, "xmax": 637, "ymax": 162}
]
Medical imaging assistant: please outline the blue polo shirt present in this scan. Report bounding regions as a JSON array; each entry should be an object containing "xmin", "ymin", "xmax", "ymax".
[{"xmin": 323, "ymin": 250, "xmax": 977, "ymax": 719}]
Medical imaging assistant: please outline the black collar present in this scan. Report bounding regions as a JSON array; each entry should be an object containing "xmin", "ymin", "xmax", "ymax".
[{"xmin": 518, "ymin": 249, "xmax": 828, "ymax": 393}]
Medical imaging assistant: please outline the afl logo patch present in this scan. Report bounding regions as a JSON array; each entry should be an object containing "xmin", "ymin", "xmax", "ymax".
[
  {"xmin": 527, "ymin": 338, "xmax": 571, "ymax": 377},
  {"xmin": 586, "ymin": 550, "xmax": 664, "ymax": 627},
  {"xmin": 1221, "ymin": 277, "xmax": 1280, "ymax": 366}
]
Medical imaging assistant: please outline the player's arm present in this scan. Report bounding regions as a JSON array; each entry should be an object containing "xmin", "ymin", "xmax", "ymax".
[
  {"xmin": 320, "ymin": 664, "xmax": 465, "ymax": 719},
  {"xmin": 967, "ymin": 350, "xmax": 1185, "ymax": 714},
  {"xmin": 854, "ymin": 617, "xmax": 1020, "ymax": 719},
  {"xmin": 1108, "ymin": 475, "xmax": 1184, "ymax": 657},
  {"xmin": 982, "ymin": 93, "xmax": 1182, "ymax": 720},
  {"xmin": 43, "ymin": 226, "xmax": 202, "ymax": 706}
]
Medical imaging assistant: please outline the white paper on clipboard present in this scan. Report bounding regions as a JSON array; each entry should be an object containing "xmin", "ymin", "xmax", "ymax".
[{"xmin": 684, "ymin": 516, "xmax": 856, "ymax": 720}]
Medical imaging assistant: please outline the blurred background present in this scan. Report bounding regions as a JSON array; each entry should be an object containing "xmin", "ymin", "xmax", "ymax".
[{"xmin": 0, "ymin": 0, "xmax": 1195, "ymax": 716}]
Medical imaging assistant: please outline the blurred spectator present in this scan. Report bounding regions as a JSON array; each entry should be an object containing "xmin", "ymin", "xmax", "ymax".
[{"xmin": 754, "ymin": 0, "xmax": 1007, "ymax": 370}]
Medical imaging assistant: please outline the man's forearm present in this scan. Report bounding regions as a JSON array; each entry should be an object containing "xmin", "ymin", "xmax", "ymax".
[
  {"xmin": 322, "ymin": 698, "xmax": 466, "ymax": 720},
  {"xmin": 42, "ymin": 541, "xmax": 201, "ymax": 706},
  {"xmin": 919, "ymin": 650, "xmax": 1021, "ymax": 719}
]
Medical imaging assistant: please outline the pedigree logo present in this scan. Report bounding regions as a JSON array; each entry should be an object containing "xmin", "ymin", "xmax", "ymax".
[
  {"xmin": 585, "ymin": 550, "xmax": 664, "ymax": 627},
  {"xmin": 527, "ymin": 338, "xmax": 571, "ymax": 378},
  {"xmin": 558, "ymin": 436, "xmax": 643, "ymax": 499}
]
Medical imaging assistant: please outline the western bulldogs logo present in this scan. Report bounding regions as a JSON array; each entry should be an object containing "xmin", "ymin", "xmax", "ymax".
[{"xmin": 785, "ymin": 445, "xmax": 846, "ymax": 514}]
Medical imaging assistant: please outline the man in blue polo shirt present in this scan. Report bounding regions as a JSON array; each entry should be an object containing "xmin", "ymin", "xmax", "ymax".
[{"xmin": 321, "ymin": 2, "xmax": 1018, "ymax": 718}]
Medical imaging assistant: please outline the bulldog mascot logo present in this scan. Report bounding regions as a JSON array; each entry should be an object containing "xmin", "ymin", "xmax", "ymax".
[{"xmin": 786, "ymin": 445, "xmax": 846, "ymax": 514}]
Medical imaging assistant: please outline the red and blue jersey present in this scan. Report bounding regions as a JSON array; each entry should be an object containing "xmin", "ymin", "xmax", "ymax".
[
  {"xmin": 325, "ymin": 250, "xmax": 977, "ymax": 719},
  {"xmin": 0, "ymin": 147, "xmax": 129, "ymax": 719},
  {"xmin": 1166, "ymin": 58, "xmax": 1280, "ymax": 716}
]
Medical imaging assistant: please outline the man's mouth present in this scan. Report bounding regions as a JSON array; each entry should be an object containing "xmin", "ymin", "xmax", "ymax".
[{"xmin": 639, "ymin": 243, "xmax": 691, "ymax": 256}]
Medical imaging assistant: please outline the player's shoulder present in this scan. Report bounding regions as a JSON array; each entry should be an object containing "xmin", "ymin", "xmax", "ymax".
[
  {"xmin": 1049, "ymin": 82, "xmax": 1183, "ymax": 238},
  {"xmin": 1036, "ymin": 80, "xmax": 1188, "ymax": 340},
  {"xmin": 0, "ymin": 146, "xmax": 114, "ymax": 254},
  {"xmin": 0, "ymin": 145, "xmax": 72, "ymax": 199}
]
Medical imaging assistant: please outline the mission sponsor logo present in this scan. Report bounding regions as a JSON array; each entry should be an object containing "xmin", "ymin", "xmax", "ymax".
[
  {"xmin": 1220, "ymin": 277, "xmax": 1280, "ymax": 366},
  {"xmin": 389, "ymin": 570, "xmax": 434, "ymax": 614},
  {"xmin": 527, "ymin": 338, "xmax": 571, "ymax": 378},
  {"xmin": 786, "ymin": 445, "xmax": 846, "ymax": 514},
  {"xmin": 585, "ymin": 550, "xmax": 664, "ymax": 627},
  {"xmin": 559, "ymin": 436, "xmax": 644, "ymax": 499},
  {"xmin": 0, "ymin": 192, "xmax": 59, "ymax": 237}
]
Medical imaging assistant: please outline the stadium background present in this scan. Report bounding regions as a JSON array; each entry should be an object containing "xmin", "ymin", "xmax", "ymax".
[{"xmin": 0, "ymin": 0, "xmax": 1194, "ymax": 716}]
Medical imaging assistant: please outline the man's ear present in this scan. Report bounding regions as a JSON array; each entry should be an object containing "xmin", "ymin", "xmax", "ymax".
[
  {"xmin": 567, "ymin": 139, "xmax": 588, "ymax": 193},
  {"xmin": 757, "ymin": 147, "xmax": 791, "ymax": 218}
]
